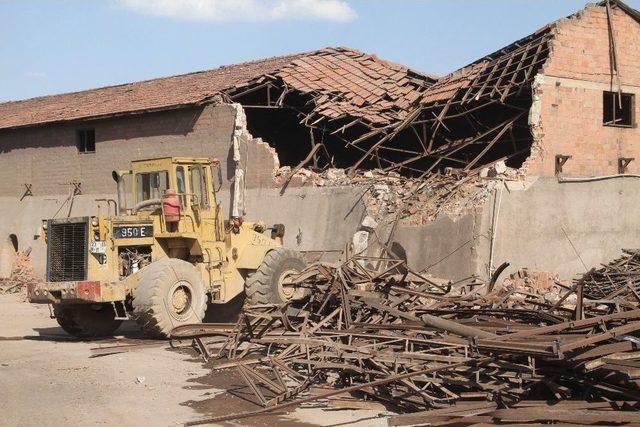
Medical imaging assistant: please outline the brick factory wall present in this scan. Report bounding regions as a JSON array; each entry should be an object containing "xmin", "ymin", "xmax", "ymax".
[
  {"xmin": 0, "ymin": 103, "xmax": 279, "ymax": 198},
  {"xmin": 526, "ymin": 5, "xmax": 640, "ymax": 177}
]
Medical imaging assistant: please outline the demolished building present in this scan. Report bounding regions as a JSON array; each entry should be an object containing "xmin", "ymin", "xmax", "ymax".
[
  {"xmin": 0, "ymin": 1, "xmax": 639, "ymax": 285},
  {"xmin": 0, "ymin": 47, "xmax": 435, "ymax": 276},
  {"xmin": 379, "ymin": 0, "xmax": 640, "ymax": 281}
]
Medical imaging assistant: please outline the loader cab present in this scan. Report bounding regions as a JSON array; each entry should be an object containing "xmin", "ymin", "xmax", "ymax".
[{"xmin": 113, "ymin": 157, "xmax": 223, "ymax": 230}]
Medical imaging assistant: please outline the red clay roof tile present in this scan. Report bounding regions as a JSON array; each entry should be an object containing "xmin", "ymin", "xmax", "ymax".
[{"xmin": 0, "ymin": 46, "xmax": 437, "ymax": 130}]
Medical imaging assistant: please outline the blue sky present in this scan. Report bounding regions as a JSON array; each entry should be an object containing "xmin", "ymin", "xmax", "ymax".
[{"xmin": 1, "ymin": 0, "xmax": 639, "ymax": 102}]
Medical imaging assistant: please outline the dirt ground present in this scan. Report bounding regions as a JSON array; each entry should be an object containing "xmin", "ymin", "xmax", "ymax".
[{"xmin": 0, "ymin": 293, "xmax": 388, "ymax": 426}]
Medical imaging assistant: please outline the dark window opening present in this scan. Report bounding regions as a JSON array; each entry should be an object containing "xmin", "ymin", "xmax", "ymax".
[
  {"xmin": 232, "ymin": 86, "xmax": 374, "ymax": 170},
  {"xmin": 77, "ymin": 129, "xmax": 96, "ymax": 153},
  {"xmin": 604, "ymin": 91, "xmax": 634, "ymax": 127}
]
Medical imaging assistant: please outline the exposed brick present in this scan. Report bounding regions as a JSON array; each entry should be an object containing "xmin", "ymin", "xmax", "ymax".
[
  {"xmin": 0, "ymin": 104, "xmax": 279, "ymax": 197},
  {"xmin": 526, "ymin": 4, "xmax": 640, "ymax": 177}
]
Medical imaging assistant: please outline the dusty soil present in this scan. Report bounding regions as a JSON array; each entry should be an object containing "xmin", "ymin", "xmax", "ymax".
[{"xmin": 0, "ymin": 293, "xmax": 388, "ymax": 426}]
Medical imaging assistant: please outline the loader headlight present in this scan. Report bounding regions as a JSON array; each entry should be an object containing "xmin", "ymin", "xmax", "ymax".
[
  {"xmin": 41, "ymin": 221, "xmax": 47, "ymax": 231},
  {"xmin": 91, "ymin": 217, "xmax": 99, "ymax": 227}
]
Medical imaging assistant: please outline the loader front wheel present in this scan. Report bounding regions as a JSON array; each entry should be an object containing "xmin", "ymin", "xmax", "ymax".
[
  {"xmin": 53, "ymin": 304, "xmax": 122, "ymax": 338},
  {"xmin": 245, "ymin": 248, "xmax": 306, "ymax": 305},
  {"xmin": 132, "ymin": 258, "xmax": 207, "ymax": 338}
]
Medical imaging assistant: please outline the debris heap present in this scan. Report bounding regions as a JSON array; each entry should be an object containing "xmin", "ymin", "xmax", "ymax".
[
  {"xmin": 277, "ymin": 165, "xmax": 513, "ymax": 226},
  {"xmin": 0, "ymin": 250, "xmax": 39, "ymax": 294},
  {"xmin": 180, "ymin": 252, "xmax": 640, "ymax": 425}
]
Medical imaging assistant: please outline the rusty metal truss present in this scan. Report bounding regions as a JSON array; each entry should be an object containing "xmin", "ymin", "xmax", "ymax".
[
  {"xmin": 347, "ymin": 29, "xmax": 554, "ymax": 176},
  {"xmin": 177, "ymin": 249, "xmax": 640, "ymax": 425}
]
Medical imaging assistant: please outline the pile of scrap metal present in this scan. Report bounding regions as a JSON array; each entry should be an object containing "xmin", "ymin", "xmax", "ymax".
[
  {"xmin": 178, "ymin": 251, "xmax": 640, "ymax": 426},
  {"xmin": 577, "ymin": 249, "xmax": 640, "ymax": 302}
]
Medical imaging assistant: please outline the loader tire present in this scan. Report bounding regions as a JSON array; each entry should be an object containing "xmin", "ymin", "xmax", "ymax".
[
  {"xmin": 132, "ymin": 258, "xmax": 206, "ymax": 338},
  {"xmin": 245, "ymin": 248, "xmax": 306, "ymax": 305},
  {"xmin": 53, "ymin": 304, "xmax": 122, "ymax": 338}
]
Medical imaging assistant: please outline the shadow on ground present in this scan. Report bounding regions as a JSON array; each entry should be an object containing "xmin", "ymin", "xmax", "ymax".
[{"xmin": 0, "ymin": 320, "xmax": 148, "ymax": 343}]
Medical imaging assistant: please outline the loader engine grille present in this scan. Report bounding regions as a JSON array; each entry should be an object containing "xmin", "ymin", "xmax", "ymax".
[{"xmin": 46, "ymin": 218, "xmax": 89, "ymax": 282}]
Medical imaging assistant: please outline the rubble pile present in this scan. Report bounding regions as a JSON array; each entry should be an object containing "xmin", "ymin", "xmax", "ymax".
[
  {"xmin": 179, "ymin": 252, "xmax": 640, "ymax": 425},
  {"xmin": 0, "ymin": 250, "xmax": 39, "ymax": 294},
  {"xmin": 277, "ymin": 163, "xmax": 520, "ymax": 226},
  {"xmin": 361, "ymin": 171, "xmax": 495, "ymax": 226},
  {"xmin": 502, "ymin": 269, "xmax": 573, "ymax": 307}
]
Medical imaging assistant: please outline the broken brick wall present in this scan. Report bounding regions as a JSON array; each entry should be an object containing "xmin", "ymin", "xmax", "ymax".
[{"xmin": 525, "ymin": 4, "xmax": 640, "ymax": 177}]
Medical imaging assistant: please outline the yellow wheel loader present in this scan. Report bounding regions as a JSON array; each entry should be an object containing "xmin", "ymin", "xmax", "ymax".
[{"xmin": 28, "ymin": 157, "xmax": 305, "ymax": 338}]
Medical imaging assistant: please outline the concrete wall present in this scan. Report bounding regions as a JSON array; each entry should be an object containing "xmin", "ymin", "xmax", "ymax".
[
  {"xmin": 242, "ymin": 186, "xmax": 366, "ymax": 253},
  {"xmin": 4, "ymin": 184, "xmax": 366, "ymax": 279},
  {"xmin": 392, "ymin": 214, "xmax": 480, "ymax": 280},
  {"xmin": 397, "ymin": 176, "xmax": 640, "ymax": 282},
  {"xmin": 526, "ymin": 5, "xmax": 640, "ymax": 177},
  {"xmin": 484, "ymin": 176, "xmax": 640, "ymax": 281}
]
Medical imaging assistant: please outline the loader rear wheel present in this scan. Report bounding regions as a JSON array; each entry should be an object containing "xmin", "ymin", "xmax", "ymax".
[
  {"xmin": 132, "ymin": 258, "xmax": 206, "ymax": 338},
  {"xmin": 245, "ymin": 248, "xmax": 306, "ymax": 305},
  {"xmin": 53, "ymin": 304, "xmax": 122, "ymax": 338}
]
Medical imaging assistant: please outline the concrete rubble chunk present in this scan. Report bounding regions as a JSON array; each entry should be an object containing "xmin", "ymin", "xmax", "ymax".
[
  {"xmin": 360, "ymin": 215, "xmax": 378, "ymax": 231},
  {"xmin": 373, "ymin": 184, "xmax": 389, "ymax": 197},
  {"xmin": 494, "ymin": 161, "xmax": 507, "ymax": 175},
  {"xmin": 352, "ymin": 230, "xmax": 369, "ymax": 255},
  {"xmin": 325, "ymin": 168, "xmax": 346, "ymax": 181}
]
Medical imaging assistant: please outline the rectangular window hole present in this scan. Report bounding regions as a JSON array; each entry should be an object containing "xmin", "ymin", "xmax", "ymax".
[
  {"xmin": 77, "ymin": 129, "xmax": 96, "ymax": 153},
  {"xmin": 603, "ymin": 91, "xmax": 634, "ymax": 127}
]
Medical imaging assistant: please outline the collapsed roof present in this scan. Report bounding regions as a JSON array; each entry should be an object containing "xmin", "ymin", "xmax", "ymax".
[
  {"xmin": 0, "ymin": 47, "xmax": 435, "ymax": 132},
  {"xmin": 371, "ymin": 27, "xmax": 553, "ymax": 175},
  {"xmin": 226, "ymin": 47, "xmax": 435, "ymax": 127},
  {"xmin": 350, "ymin": 0, "xmax": 640, "ymax": 176},
  {"xmin": 349, "ymin": 26, "xmax": 555, "ymax": 175}
]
